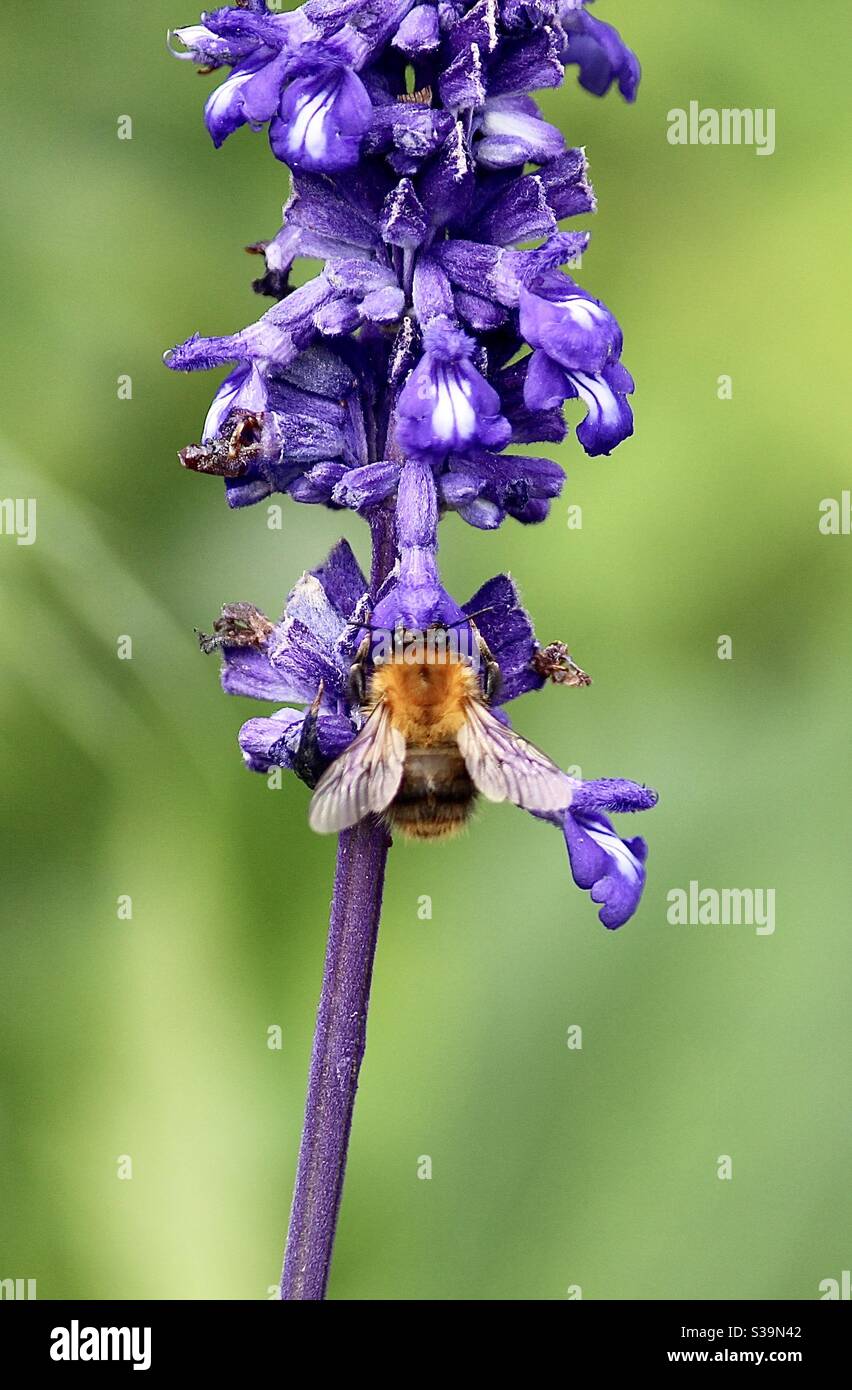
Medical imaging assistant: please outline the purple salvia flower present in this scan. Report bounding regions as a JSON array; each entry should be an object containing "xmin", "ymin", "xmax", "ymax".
[
  {"xmin": 519, "ymin": 267, "xmax": 634, "ymax": 453},
  {"xmin": 210, "ymin": 507, "xmax": 656, "ymax": 923},
  {"xmin": 396, "ymin": 317, "xmax": 511, "ymax": 456},
  {"xmin": 176, "ymin": 345, "xmax": 367, "ymax": 507},
  {"xmin": 369, "ymin": 455, "xmax": 467, "ymax": 630},
  {"xmin": 210, "ymin": 460, "xmax": 656, "ymax": 927},
  {"xmin": 544, "ymin": 777, "xmax": 657, "ymax": 928},
  {"xmin": 169, "ymin": 6, "xmax": 295, "ymax": 146},
  {"xmin": 558, "ymin": 0, "xmax": 640, "ymax": 101},
  {"xmin": 166, "ymin": 0, "xmax": 651, "ymax": 1300},
  {"xmin": 166, "ymin": 0, "xmax": 640, "ymax": 503},
  {"xmin": 270, "ymin": 63, "xmax": 373, "ymax": 170},
  {"xmin": 519, "ymin": 269, "xmax": 622, "ymax": 373},
  {"xmin": 475, "ymin": 94, "xmax": 567, "ymax": 168}
]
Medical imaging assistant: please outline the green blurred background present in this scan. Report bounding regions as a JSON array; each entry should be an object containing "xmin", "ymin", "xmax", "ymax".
[{"xmin": 1, "ymin": 0, "xmax": 849, "ymax": 1300}]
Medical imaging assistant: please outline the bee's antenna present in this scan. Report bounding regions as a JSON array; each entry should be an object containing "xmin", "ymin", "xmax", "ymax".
[
  {"xmin": 449, "ymin": 606, "xmax": 496, "ymax": 628},
  {"xmin": 359, "ymin": 620, "xmax": 405, "ymax": 635}
]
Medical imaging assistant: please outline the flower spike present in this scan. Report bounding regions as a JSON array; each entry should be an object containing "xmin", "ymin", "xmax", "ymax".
[{"xmin": 165, "ymin": 0, "xmax": 654, "ymax": 1302}]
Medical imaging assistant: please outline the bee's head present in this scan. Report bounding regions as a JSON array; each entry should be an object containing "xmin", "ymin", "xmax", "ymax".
[
  {"xmin": 350, "ymin": 608, "xmax": 499, "ymax": 703},
  {"xmin": 369, "ymin": 622, "xmax": 465, "ymax": 668}
]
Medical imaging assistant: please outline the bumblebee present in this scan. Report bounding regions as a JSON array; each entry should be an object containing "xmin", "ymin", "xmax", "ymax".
[{"xmin": 308, "ymin": 624, "xmax": 577, "ymax": 839}]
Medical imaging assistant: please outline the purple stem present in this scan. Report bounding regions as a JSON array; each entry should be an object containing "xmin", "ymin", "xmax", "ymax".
[{"xmin": 280, "ymin": 506, "xmax": 396, "ymax": 1301}]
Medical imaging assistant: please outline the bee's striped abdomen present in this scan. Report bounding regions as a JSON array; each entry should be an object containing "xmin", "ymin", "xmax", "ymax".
[{"xmin": 388, "ymin": 745, "xmax": 476, "ymax": 839}]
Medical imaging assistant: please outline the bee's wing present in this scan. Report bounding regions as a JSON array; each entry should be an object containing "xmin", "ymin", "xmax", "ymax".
[
  {"xmin": 457, "ymin": 700, "xmax": 578, "ymax": 813},
  {"xmin": 308, "ymin": 701, "xmax": 406, "ymax": 834}
]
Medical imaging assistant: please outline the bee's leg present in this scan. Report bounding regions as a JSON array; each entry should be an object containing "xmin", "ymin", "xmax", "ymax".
[
  {"xmin": 470, "ymin": 622, "xmax": 501, "ymax": 704},
  {"xmin": 348, "ymin": 632, "xmax": 372, "ymax": 707},
  {"xmin": 292, "ymin": 683, "xmax": 326, "ymax": 789}
]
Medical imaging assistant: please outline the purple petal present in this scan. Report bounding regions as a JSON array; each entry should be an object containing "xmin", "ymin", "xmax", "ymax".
[
  {"xmin": 271, "ymin": 67, "xmax": 372, "ymax": 172},
  {"xmin": 332, "ymin": 460, "xmax": 402, "ymax": 512},
  {"xmin": 285, "ymin": 169, "xmax": 382, "ymax": 255},
  {"xmin": 392, "ymin": 5, "xmax": 441, "ymax": 53},
  {"xmin": 509, "ymin": 496, "xmax": 550, "ymax": 524},
  {"xmin": 238, "ymin": 709, "xmax": 306, "ymax": 772},
  {"xmin": 313, "ymin": 297, "xmax": 361, "ymax": 337},
  {"xmin": 221, "ymin": 536, "xmax": 370, "ymax": 709},
  {"xmin": 451, "ymin": 447, "xmax": 564, "ymax": 503},
  {"xmin": 523, "ymin": 347, "xmax": 573, "ymax": 411},
  {"xmin": 307, "ymin": 538, "xmax": 367, "ymax": 618},
  {"xmin": 168, "ymin": 24, "xmax": 259, "ymax": 69},
  {"xmin": 498, "ymin": 357, "xmax": 568, "ymax": 443},
  {"xmin": 239, "ymin": 709, "xmax": 355, "ymax": 773},
  {"xmin": 412, "ymin": 256, "xmax": 456, "ymax": 324},
  {"xmin": 203, "ymin": 362, "xmax": 268, "ymax": 441},
  {"xmin": 165, "ymin": 276, "xmax": 336, "ymax": 372},
  {"xmin": 269, "ymin": 617, "xmax": 348, "ymax": 703},
  {"xmin": 221, "ymin": 644, "xmax": 308, "ymax": 703},
  {"xmin": 488, "ymin": 28, "xmax": 563, "ymax": 98},
  {"xmin": 519, "ymin": 277, "xmax": 622, "ymax": 374},
  {"xmin": 454, "ymin": 291, "xmax": 509, "ymax": 331},
  {"xmin": 573, "ymin": 779, "xmax": 659, "ymax": 815},
  {"xmin": 396, "ymin": 318, "xmax": 511, "ymax": 457},
  {"xmin": 446, "ymin": 0, "xmax": 501, "ymax": 60},
  {"xmin": 224, "ymin": 476, "xmax": 276, "ymax": 508},
  {"xmin": 439, "ymin": 44, "xmax": 486, "ymax": 113},
  {"xmin": 287, "ymin": 461, "xmax": 347, "ymax": 503},
  {"xmin": 562, "ymin": 9, "xmax": 641, "ymax": 102},
  {"xmin": 419, "ymin": 123, "xmax": 474, "ymax": 228},
  {"xmin": 396, "ymin": 355, "xmax": 510, "ymax": 456},
  {"xmin": 434, "ymin": 233, "xmax": 589, "ymax": 310},
  {"xmin": 472, "ymin": 174, "xmax": 558, "ymax": 246},
  {"xmin": 477, "ymin": 95, "xmax": 566, "ymax": 169},
  {"xmin": 563, "ymin": 809, "xmax": 648, "ymax": 929},
  {"xmin": 204, "ymin": 49, "xmax": 286, "ymax": 147},
  {"xmin": 456, "ymin": 497, "xmax": 504, "ymax": 529},
  {"xmin": 570, "ymin": 362, "xmax": 635, "ymax": 456},
  {"xmin": 380, "ymin": 178, "xmax": 428, "ymax": 247},
  {"xmin": 536, "ymin": 148, "xmax": 597, "ymax": 219},
  {"xmin": 359, "ymin": 284, "xmax": 406, "ymax": 323},
  {"xmin": 462, "ymin": 573, "xmax": 542, "ymax": 703}
]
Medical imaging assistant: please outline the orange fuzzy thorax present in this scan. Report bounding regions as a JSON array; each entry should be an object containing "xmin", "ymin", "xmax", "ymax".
[{"xmin": 368, "ymin": 657, "xmax": 481, "ymax": 744}]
